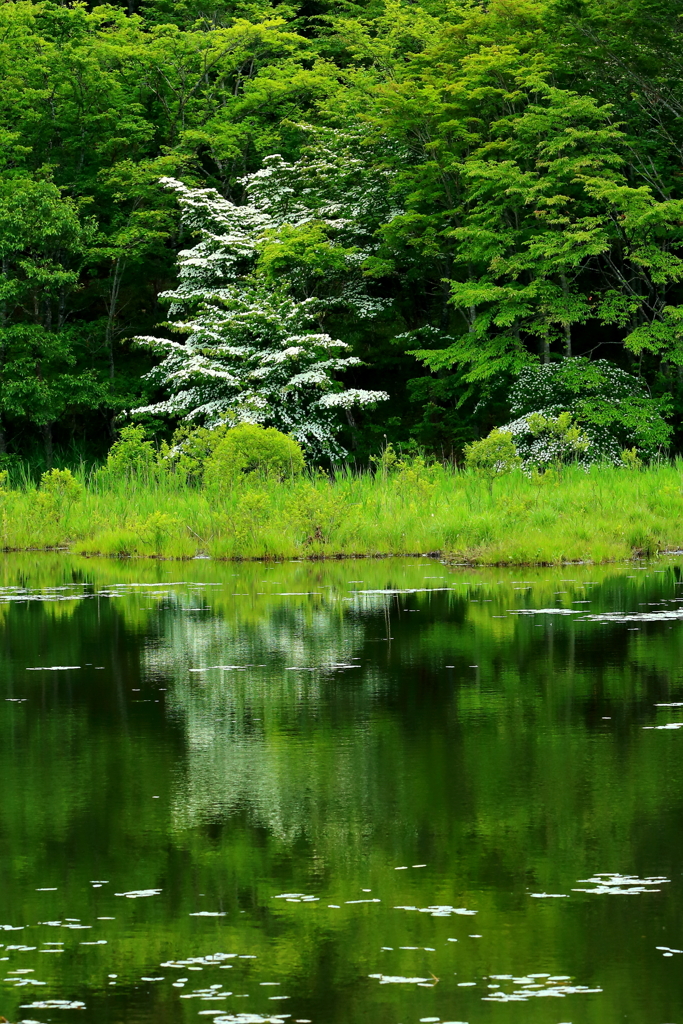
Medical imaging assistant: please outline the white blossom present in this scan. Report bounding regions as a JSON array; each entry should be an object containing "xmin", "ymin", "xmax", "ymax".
[{"xmin": 133, "ymin": 135, "xmax": 394, "ymax": 457}]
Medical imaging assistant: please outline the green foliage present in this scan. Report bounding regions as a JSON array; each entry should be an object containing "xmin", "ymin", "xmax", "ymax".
[
  {"xmin": 370, "ymin": 443, "xmax": 399, "ymax": 481},
  {"xmin": 30, "ymin": 467, "xmax": 82, "ymax": 532},
  {"xmin": 163, "ymin": 422, "xmax": 232, "ymax": 480},
  {"xmin": 284, "ymin": 478, "xmax": 349, "ymax": 544},
  {"xmin": 464, "ymin": 430, "xmax": 522, "ymax": 489},
  {"xmin": 137, "ymin": 510, "xmax": 179, "ymax": 555},
  {"xmin": 104, "ymin": 425, "xmax": 157, "ymax": 478},
  {"xmin": 621, "ymin": 447, "xmax": 643, "ymax": 470},
  {"xmin": 203, "ymin": 424, "xmax": 305, "ymax": 487},
  {"xmin": 525, "ymin": 411, "xmax": 592, "ymax": 473},
  {"xmin": 227, "ymin": 490, "xmax": 271, "ymax": 546},
  {"xmin": 40, "ymin": 468, "xmax": 82, "ymax": 505},
  {"xmin": 2, "ymin": 0, "xmax": 683, "ymax": 464}
]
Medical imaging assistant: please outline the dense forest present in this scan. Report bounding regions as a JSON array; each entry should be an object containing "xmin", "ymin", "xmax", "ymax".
[{"xmin": 2, "ymin": 0, "xmax": 683, "ymax": 468}]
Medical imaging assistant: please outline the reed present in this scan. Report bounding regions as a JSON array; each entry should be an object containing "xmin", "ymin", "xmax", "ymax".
[{"xmin": 2, "ymin": 458, "xmax": 683, "ymax": 565}]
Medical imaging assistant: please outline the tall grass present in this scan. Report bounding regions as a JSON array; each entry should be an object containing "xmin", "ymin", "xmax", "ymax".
[{"xmin": 3, "ymin": 458, "xmax": 683, "ymax": 564}]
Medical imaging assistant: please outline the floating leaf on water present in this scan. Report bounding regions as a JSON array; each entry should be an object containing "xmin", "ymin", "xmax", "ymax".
[
  {"xmin": 394, "ymin": 905, "xmax": 476, "ymax": 917},
  {"xmin": 368, "ymin": 974, "xmax": 431, "ymax": 985},
  {"xmin": 26, "ymin": 666, "xmax": 81, "ymax": 671},
  {"xmin": 20, "ymin": 1001, "xmax": 86, "ymax": 1010},
  {"xmin": 586, "ymin": 608, "xmax": 683, "ymax": 623},
  {"xmin": 509, "ymin": 609, "xmax": 580, "ymax": 616},
  {"xmin": 211, "ymin": 1016, "xmax": 290, "ymax": 1023},
  {"xmin": 573, "ymin": 873, "xmax": 669, "ymax": 894},
  {"xmin": 162, "ymin": 954, "xmax": 238, "ymax": 968},
  {"xmin": 529, "ymin": 893, "xmax": 568, "ymax": 899},
  {"xmin": 482, "ymin": 976, "xmax": 602, "ymax": 1002},
  {"xmin": 114, "ymin": 889, "xmax": 162, "ymax": 899}
]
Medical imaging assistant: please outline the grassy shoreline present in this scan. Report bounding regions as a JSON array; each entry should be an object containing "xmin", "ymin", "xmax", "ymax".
[{"xmin": 3, "ymin": 459, "xmax": 683, "ymax": 566}]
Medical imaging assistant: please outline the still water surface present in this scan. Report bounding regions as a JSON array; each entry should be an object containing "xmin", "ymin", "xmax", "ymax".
[{"xmin": 2, "ymin": 554, "xmax": 683, "ymax": 1024}]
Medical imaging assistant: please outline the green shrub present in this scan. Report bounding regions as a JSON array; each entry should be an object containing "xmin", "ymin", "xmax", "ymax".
[
  {"xmin": 285, "ymin": 479, "xmax": 348, "ymax": 544},
  {"xmin": 464, "ymin": 429, "xmax": 521, "ymax": 492},
  {"xmin": 162, "ymin": 422, "xmax": 231, "ymax": 480},
  {"xmin": 204, "ymin": 424, "xmax": 305, "ymax": 487},
  {"xmin": 227, "ymin": 491, "xmax": 272, "ymax": 546},
  {"xmin": 105, "ymin": 425, "xmax": 157, "ymax": 478},
  {"xmin": 621, "ymin": 447, "xmax": 643, "ymax": 470},
  {"xmin": 370, "ymin": 442, "xmax": 399, "ymax": 482},
  {"xmin": 40, "ymin": 468, "xmax": 82, "ymax": 506},
  {"xmin": 138, "ymin": 511, "xmax": 179, "ymax": 554},
  {"xmin": 525, "ymin": 411, "xmax": 592, "ymax": 473},
  {"xmin": 30, "ymin": 468, "xmax": 82, "ymax": 530}
]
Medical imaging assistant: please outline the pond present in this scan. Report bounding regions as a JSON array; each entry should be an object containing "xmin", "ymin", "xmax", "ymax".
[{"xmin": 1, "ymin": 553, "xmax": 683, "ymax": 1024}]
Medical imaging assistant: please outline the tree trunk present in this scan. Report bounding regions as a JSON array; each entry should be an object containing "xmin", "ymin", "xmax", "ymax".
[
  {"xmin": 560, "ymin": 274, "xmax": 572, "ymax": 357},
  {"xmin": 344, "ymin": 407, "xmax": 358, "ymax": 451},
  {"xmin": 106, "ymin": 257, "xmax": 125, "ymax": 380},
  {"xmin": 42, "ymin": 422, "xmax": 53, "ymax": 470}
]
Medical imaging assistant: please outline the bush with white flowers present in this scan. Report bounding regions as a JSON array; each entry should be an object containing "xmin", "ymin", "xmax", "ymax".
[
  {"xmin": 499, "ymin": 358, "xmax": 671, "ymax": 468},
  {"xmin": 133, "ymin": 131, "xmax": 392, "ymax": 459}
]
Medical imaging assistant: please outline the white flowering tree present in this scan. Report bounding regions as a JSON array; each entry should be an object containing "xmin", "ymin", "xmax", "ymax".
[{"xmin": 133, "ymin": 131, "xmax": 392, "ymax": 458}]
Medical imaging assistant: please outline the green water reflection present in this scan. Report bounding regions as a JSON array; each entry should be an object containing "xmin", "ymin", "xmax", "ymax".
[{"xmin": 2, "ymin": 555, "xmax": 683, "ymax": 1024}]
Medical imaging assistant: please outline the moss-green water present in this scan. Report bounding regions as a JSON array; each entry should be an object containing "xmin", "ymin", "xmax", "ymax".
[{"xmin": 2, "ymin": 555, "xmax": 683, "ymax": 1023}]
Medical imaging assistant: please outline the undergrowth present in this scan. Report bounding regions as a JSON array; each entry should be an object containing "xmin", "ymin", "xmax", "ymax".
[{"xmin": 2, "ymin": 459, "xmax": 683, "ymax": 565}]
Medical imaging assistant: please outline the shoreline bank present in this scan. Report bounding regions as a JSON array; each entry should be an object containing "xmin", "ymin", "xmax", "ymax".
[{"xmin": 2, "ymin": 460, "xmax": 683, "ymax": 565}]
